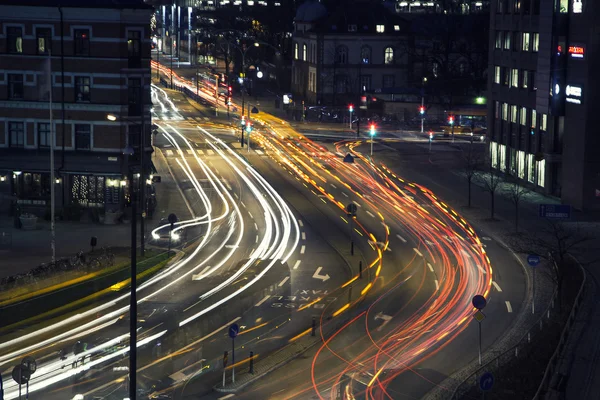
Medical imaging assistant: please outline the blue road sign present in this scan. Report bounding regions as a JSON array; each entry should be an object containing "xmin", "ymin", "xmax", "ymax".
[
  {"xmin": 539, "ymin": 204, "xmax": 571, "ymax": 219},
  {"xmin": 480, "ymin": 372, "xmax": 494, "ymax": 391},
  {"xmin": 229, "ymin": 323, "xmax": 240, "ymax": 339},
  {"xmin": 472, "ymin": 295, "xmax": 487, "ymax": 310},
  {"xmin": 527, "ymin": 254, "xmax": 541, "ymax": 267}
]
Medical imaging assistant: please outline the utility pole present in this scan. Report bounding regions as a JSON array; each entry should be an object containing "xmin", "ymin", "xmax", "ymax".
[
  {"xmin": 356, "ymin": 56, "xmax": 362, "ymax": 138},
  {"xmin": 139, "ymin": 97, "xmax": 145, "ymax": 257}
]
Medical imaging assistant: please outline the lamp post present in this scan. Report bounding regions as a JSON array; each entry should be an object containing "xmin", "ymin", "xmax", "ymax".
[
  {"xmin": 369, "ymin": 124, "xmax": 375, "ymax": 156},
  {"xmin": 348, "ymin": 104, "xmax": 354, "ymax": 129},
  {"xmin": 420, "ymin": 77, "xmax": 427, "ymax": 133}
]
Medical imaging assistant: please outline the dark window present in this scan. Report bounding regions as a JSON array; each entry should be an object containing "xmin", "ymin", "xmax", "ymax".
[
  {"xmin": 128, "ymin": 30, "xmax": 142, "ymax": 68},
  {"xmin": 9, "ymin": 121, "xmax": 24, "ymax": 148},
  {"xmin": 497, "ymin": 0, "xmax": 504, "ymax": 12},
  {"xmin": 335, "ymin": 46, "xmax": 348, "ymax": 64},
  {"xmin": 360, "ymin": 75, "xmax": 371, "ymax": 92},
  {"xmin": 38, "ymin": 123, "xmax": 51, "ymax": 148},
  {"xmin": 15, "ymin": 173, "xmax": 50, "ymax": 199},
  {"xmin": 7, "ymin": 27, "xmax": 23, "ymax": 54},
  {"xmin": 74, "ymin": 29, "xmax": 90, "ymax": 56},
  {"xmin": 382, "ymin": 75, "xmax": 395, "ymax": 88},
  {"xmin": 361, "ymin": 46, "xmax": 371, "ymax": 64},
  {"xmin": 75, "ymin": 76, "xmax": 90, "ymax": 102},
  {"xmin": 8, "ymin": 74, "xmax": 24, "ymax": 99},
  {"xmin": 128, "ymin": 78, "xmax": 142, "ymax": 115},
  {"xmin": 75, "ymin": 124, "xmax": 91, "ymax": 150},
  {"xmin": 128, "ymin": 125, "xmax": 141, "ymax": 149},
  {"xmin": 502, "ymin": 67, "xmax": 509, "ymax": 86},
  {"xmin": 36, "ymin": 28, "xmax": 52, "ymax": 54}
]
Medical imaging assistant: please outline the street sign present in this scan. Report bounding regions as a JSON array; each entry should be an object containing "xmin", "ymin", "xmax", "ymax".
[
  {"xmin": 473, "ymin": 310, "xmax": 486, "ymax": 322},
  {"xmin": 229, "ymin": 323, "xmax": 240, "ymax": 339},
  {"xmin": 472, "ymin": 295, "xmax": 487, "ymax": 310},
  {"xmin": 346, "ymin": 203, "xmax": 358, "ymax": 215},
  {"xmin": 12, "ymin": 365, "xmax": 30, "ymax": 385},
  {"xmin": 539, "ymin": 204, "xmax": 571, "ymax": 219},
  {"xmin": 168, "ymin": 213, "xmax": 178, "ymax": 225},
  {"xmin": 527, "ymin": 254, "xmax": 541, "ymax": 267},
  {"xmin": 479, "ymin": 372, "xmax": 494, "ymax": 391},
  {"xmin": 21, "ymin": 357, "xmax": 36, "ymax": 374}
]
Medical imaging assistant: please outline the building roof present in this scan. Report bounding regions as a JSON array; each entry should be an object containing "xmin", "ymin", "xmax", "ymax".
[
  {"xmin": 0, "ymin": 0, "xmax": 153, "ymax": 9},
  {"xmin": 295, "ymin": 0, "xmax": 327, "ymax": 22}
]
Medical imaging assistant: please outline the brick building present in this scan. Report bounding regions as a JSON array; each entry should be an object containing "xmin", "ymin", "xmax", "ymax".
[{"xmin": 0, "ymin": 0, "xmax": 153, "ymax": 220}]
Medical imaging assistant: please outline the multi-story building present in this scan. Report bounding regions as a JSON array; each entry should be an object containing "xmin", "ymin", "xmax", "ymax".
[
  {"xmin": 487, "ymin": 0, "xmax": 597, "ymax": 210},
  {"xmin": 0, "ymin": 0, "xmax": 153, "ymax": 219}
]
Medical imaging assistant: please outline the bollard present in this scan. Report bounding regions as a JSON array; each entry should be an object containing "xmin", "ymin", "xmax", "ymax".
[
  {"xmin": 359, "ymin": 261, "xmax": 363, "ymax": 279},
  {"xmin": 311, "ymin": 317, "xmax": 316, "ymax": 336},
  {"xmin": 249, "ymin": 351, "xmax": 254, "ymax": 374}
]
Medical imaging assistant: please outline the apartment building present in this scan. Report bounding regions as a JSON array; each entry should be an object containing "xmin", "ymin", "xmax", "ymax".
[
  {"xmin": 0, "ymin": 0, "xmax": 153, "ymax": 218},
  {"xmin": 488, "ymin": 0, "xmax": 598, "ymax": 210}
]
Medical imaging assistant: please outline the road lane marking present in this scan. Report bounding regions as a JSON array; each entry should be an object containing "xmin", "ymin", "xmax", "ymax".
[
  {"xmin": 255, "ymin": 235, "xmax": 258, "ymax": 243},
  {"xmin": 241, "ymin": 201, "xmax": 246, "ymax": 208},
  {"xmin": 278, "ymin": 276, "xmax": 290, "ymax": 287},
  {"xmin": 366, "ymin": 210, "xmax": 375, "ymax": 218},
  {"xmin": 353, "ymin": 201, "xmax": 362, "ymax": 207},
  {"xmin": 254, "ymin": 223, "xmax": 258, "ymax": 230},
  {"xmin": 255, "ymin": 150, "xmax": 264, "ymax": 155},
  {"xmin": 492, "ymin": 281, "xmax": 503, "ymax": 292},
  {"xmin": 186, "ymin": 149, "xmax": 194, "ymax": 155},
  {"xmin": 298, "ymin": 219, "xmax": 304, "ymax": 227},
  {"xmin": 482, "ymin": 236, "xmax": 492, "ymax": 241},
  {"xmin": 218, "ymin": 395, "xmax": 235, "ymax": 400},
  {"xmin": 413, "ymin": 248, "xmax": 423, "ymax": 257},
  {"xmin": 234, "ymin": 192, "xmax": 238, "ymax": 199},
  {"xmin": 461, "ymin": 250, "xmax": 472, "ymax": 259},
  {"xmin": 248, "ymin": 211, "xmax": 253, "ymax": 219},
  {"xmin": 505, "ymin": 301, "xmax": 513, "ymax": 313},
  {"xmin": 396, "ymin": 234, "xmax": 407, "ymax": 243},
  {"xmin": 427, "ymin": 263, "xmax": 434, "ymax": 272},
  {"xmin": 342, "ymin": 192, "xmax": 349, "ymax": 197},
  {"xmin": 435, "ymin": 280, "xmax": 439, "ymax": 291},
  {"xmin": 300, "ymin": 245, "xmax": 306, "ymax": 254},
  {"xmin": 312, "ymin": 267, "xmax": 330, "ymax": 282},
  {"xmin": 206, "ymin": 149, "xmax": 215, "ymax": 155},
  {"xmin": 477, "ymin": 265, "xmax": 486, "ymax": 274},
  {"xmin": 196, "ymin": 149, "xmax": 204, "ymax": 155},
  {"xmin": 331, "ymin": 183, "xmax": 337, "ymax": 189},
  {"xmin": 255, "ymin": 295, "xmax": 271, "ymax": 307},
  {"xmin": 166, "ymin": 149, "xmax": 174, "ymax": 156},
  {"xmin": 293, "ymin": 260, "xmax": 301, "ymax": 270},
  {"xmin": 301, "ymin": 232, "xmax": 306, "ymax": 240}
]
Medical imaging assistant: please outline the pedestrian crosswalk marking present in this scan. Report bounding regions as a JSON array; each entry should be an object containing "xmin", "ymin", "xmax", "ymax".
[
  {"xmin": 256, "ymin": 150, "xmax": 264, "ymax": 155},
  {"xmin": 206, "ymin": 149, "xmax": 215, "ymax": 155},
  {"xmin": 186, "ymin": 149, "xmax": 193, "ymax": 155},
  {"xmin": 165, "ymin": 149, "xmax": 174, "ymax": 156},
  {"xmin": 196, "ymin": 149, "xmax": 204, "ymax": 155}
]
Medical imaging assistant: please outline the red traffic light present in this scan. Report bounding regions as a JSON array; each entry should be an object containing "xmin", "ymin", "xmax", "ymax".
[
  {"xmin": 228, "ymin": 86, "xmax": 232, "ymax": 92},
  {"xmin": 448, "ymin": 116, "xmax": 455, "ymax": 125},
  {"xmin": 419, "ymin": 106, "xmax": 425, "ymax": 115},
  {"xmin": 369, "ymin": 124, "xmax": 376, "ymax": 135},
  {"xmin": 348, "ymin": 104, "xmax": 354, "ymax": 112}
]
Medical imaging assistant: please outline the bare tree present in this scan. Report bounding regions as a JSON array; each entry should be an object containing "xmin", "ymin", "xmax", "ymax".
[
  {"xmin": 478, "ymin": 165, "xmax": 502, "ymax": 219},
  {"xmin": 463, "ymin": 143, "xmax": 482, "ymax": 208},
  {"xmin": 508, "ymin": 220, "xmax": 593, "ymax": 309},
  {"xmin": 507, "ymin": 176, "xmax": 529, "ymax": 232}
]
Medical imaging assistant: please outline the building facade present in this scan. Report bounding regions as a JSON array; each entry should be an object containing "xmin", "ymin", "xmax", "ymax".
[
  {"xmin": 487, "ymin": 0, "xmax": 598, "ymax": 210},
  {"xmin": 0, "ymin": 0, "xmax": 153, "ymax": 219}
]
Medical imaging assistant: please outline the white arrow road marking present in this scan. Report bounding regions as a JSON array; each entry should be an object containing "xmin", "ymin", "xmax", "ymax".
[
  {"xmin": 255, "ymin": 295, "xmax": 271, "ymax": 307},
  {"xmin": 300, "ymin": 245, "xmax": 306, "ymax": 254},
  {"xmin": 366, "ymin": 210, "xmax": 375, "ymax": 218},
  {"xmin": 375, "ymin": 312, "xmax": 393, "ymax": 331},
  {"xmin": 312, "ymin": 267, "xmax": 330, "ymax": 282},
  {"xmin": 505, "ymin": 301, "xmax": 513, "ymax": 313},
  {"xmin": 396, "ymin": 234, "xmax": 407, "ymax": 243},
  {"xmin": 293, "ymin": 260, "xmax": 301, "ymax": 270},
  {"xmin": 191, "ymin": 266, "xmax": 211, "ymax": 280},
  {"xmin": 492, "ymin": 281, "xmax": 503, "ymax": 292},
  {"xmin": 278, "ymin": 276, "xmax": 290, "ymax": 287},
  {"xmin": 413, "ymin": 248, "xmax": 423, "ymax": 257}
]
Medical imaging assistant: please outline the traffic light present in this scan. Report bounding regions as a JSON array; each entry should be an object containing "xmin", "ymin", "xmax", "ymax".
[
  {"xmin": 241, "ymin": 115, "xmax": 246, "ymax": 126},
  {"xmin": 246, "ymin": 121, "xmax": 252, "ymax": 133},
  {"xmin": 228, "ymin": 86, "xmax": 232, "ymax": 94},
  {"xmin": 419, "ymin": 106, "xmax": 425, "ymax": 115},
  {"xmin": 369, "ymin": 124, "xmax": 376, "ymax": 136},
  {"xmin": 227, "ymin": 96, "xmax": 232, "ymax": 105},
  {"xmin": 448, "ymin": 116, "xmax": 455, "ymax": 125},
  {"xmin": 348, "ymin": 104, "xmax": 354, "ymax": 113}
]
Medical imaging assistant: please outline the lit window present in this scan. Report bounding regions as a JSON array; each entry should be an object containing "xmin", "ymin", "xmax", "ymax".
[
  {"xmin": 384, "ymin": 47, "xmax": 394, "ymax": 64},
  {"xmin": 302, "ymin": 44, "xmax": 307, "ymax": 61},
  {"xmin": 520, "ymin": 107, "xmax": 527, "ymax": 125},
  {"xmin": 36, "ymin": 28, "xmax": 52, "ymax": 54},
  {"xmin": 536, "ymin": 159, "xmax": 545, "ymax": 187},
  {"xmin": 532, "ymin": 33, "xmax": 539, "ymax": 52},
  {"xmin": 495, "ymin": 31, "xmax": 503, "ymax": 49},
  {"xmin": 531, "ymin": 110, "xmax": 537, "ymax": 128},
  {"xmin": 494, "ymin": 66, "xmax": 501, "ymax": 84},
  {"xmin": 294, "ymin": 43, "xmax": 298, "ymax": 60},
  {"xmin": 394, "ymin": 25, "xmax": 400, "ymax": 31},
  {"xmin": 490, "ymin": 142, "xmax": 498, "ymax": 169},
  {"xmin": 541, "ymin": 114, "xmax": 547, "ymax": 131},
  {"xmin": 510, "ymin": 105, "xmax": 518, "ymax": 123},
  {"xmin": 7, "ymin": 27, "xmax": 23, "ymax": 54},
  {"xmin": 511, "ymin": 68, "xmax": 519, "ymax": 87},
  {"xmin": 376, "ymin": 25, "xmax": 385, "ymax": 33},
  {"xmin": 522, "ymin": 32, "xmax": 530, "ymax": 51},
  {"xmin": 75, "ymin": 76, "xmax": 91, "ymax": 102},
  {"xmin": 522, "ymin": 70, "xmax": 528, "ymax": 88},
  {"xmin": 502, "ymin": 103, "xmax": 508, "ymax": 120},
  {"xmin": 527, "ymin": 154, "xmax": 535, "ymax": 183},
  {"xmin": 499, "ymin": 144, "xmax": 507, "ymax": 172},
  {"xmin": 517, "ymin": 150, "xmax": 526, "ymax": 179},
  {"xmin": 361, "ymin": 46, "xmax": 371, "ymax": 64}
]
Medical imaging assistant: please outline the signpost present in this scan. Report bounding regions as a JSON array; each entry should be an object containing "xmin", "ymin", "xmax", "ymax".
[
  {"xmin": 472, "ymin": 295, "xmax": 487, "ymax": 365},
  {"xmin": 346, "ymin": 203, "xmax": 358, "ymax": 255},
  {"xmin": 229, "ymin": 323, "xmax": 239, "ymax": 383},
  {"xmin": 480, "ymin": 371, "xmax": 494, "ymax": 399},
  {"xmin": 222, "ymin": 351, "xmax": 228, "ymax": 387},
  {"xmin": 21, "ymin": 357, "xmax": 36, "ymax": 400},
  {"xmin": 528, "ymin": 254, "xmax": 541, "ymax": 314}
]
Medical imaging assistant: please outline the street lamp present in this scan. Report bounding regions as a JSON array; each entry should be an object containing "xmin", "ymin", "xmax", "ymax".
[{"xmin": 348, "ymin": 104, "xmax": 354, "ymax": 129}]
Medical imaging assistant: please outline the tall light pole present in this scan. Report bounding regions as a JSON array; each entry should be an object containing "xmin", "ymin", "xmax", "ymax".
[
  {"xmin": 348, "ymin": 104, "xmax": 353, "ymax": 129},
  {"xmin": 369, "ymin": 124, "xmax": 375, "ymax": 156},
  {"xmin": 420, "ymin": 77, "xmax": 427, "ymax": 133}
]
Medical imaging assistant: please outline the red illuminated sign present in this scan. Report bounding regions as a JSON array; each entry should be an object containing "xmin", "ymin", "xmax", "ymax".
[{"xmin": 568, "ymin": 46, "xmax": 585, "ymax": 58}]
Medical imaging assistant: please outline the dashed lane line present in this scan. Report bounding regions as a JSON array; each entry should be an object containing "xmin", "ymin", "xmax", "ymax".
[
  {"xmin": 278, "ymin": 276, "xmax": 290, "ymax": 287},
  {"xmin": 254, "ymin": 295, "xmax": 270, "ymax": 307},
  {"xmin": 413, "ymin": 248, "xmax": 423, "ymax": 257},
  {"xmin": 427, "ymin": 263, "xmax": 434, "ymax": 272},
  {"xmin": 301, "ymin": 232, "xmax": 306, "ymax": 240},
  {"xmin": 300, "ymin": 245, "xmax": 306, "ymax": 254},
  {"xmin": 505, "ymin": 301, "xmax": 513, "ymax": 313},
  {"xmin": 492, "ymin": 281, "xmax": 503, "ymax": 292},
  {"xmin": 396, "ymin": 234, "xmax": 407, "ymax": 243},
  {"xmin": 366, "ymin": 210, "xmax": 375, "ymax": 218},
  {"xmin": 293, "ymin": 260, "xmax": 301, "ymax": 270}
]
